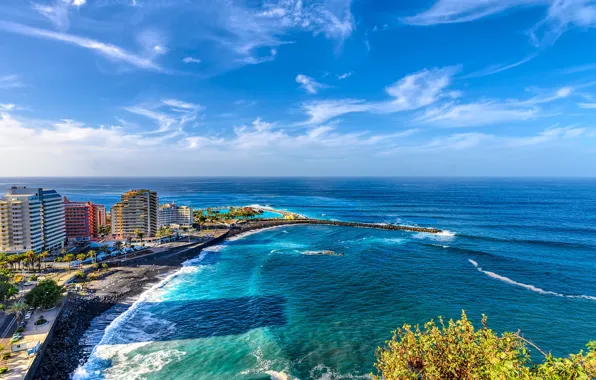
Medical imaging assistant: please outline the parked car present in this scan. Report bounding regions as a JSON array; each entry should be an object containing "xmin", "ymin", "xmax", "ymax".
[
  {"xmin": 12, "ymin": 332, "xmax": 22, "ymax": 340},
  {"xmin": 24, "ymin": 312, "xmax": 32, "ymax": 320}
]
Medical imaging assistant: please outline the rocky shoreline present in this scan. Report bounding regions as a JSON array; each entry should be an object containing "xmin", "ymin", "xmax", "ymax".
[
  {"xmin": 32, "ymin": 219, "xmax": 442, "ymax": 379},
  {"xmin": 32, "ymin": 265, "xmax": 175, "ymax": 380}
]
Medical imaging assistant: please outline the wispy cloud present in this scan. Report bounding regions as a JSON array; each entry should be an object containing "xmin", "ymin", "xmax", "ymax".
[
  {"xmin": 337, "ymin": 72, "xmax": 352, "ymax": 80},
  {"xmin": 193, "ymin": 0, "xmax": 354, "ymax": 69},
  {"xmin": 300, "ymin": 66, "xmax": 459, "ymax": 124},
  {"xmin": 0, "ymin": 74, "xmax": 23, "ymax": 89},
  {"xmin": 462, "ymin": 54, "xmax": 536, "ymax": 78},
  {"xmin": 124, "ymin": 99, "xmax": 202, "ymax": 133},
  {"xmin": 0, "ymin": 104, "xmax": 16, "ymax": 111},
  {"xmin": 578, "ymin": 102, "xmax": 596, "ymax": 109},
  {"xmin": 416, "ymin": 86, "xmax": 572, "ymax": 127},
  {"xmin": 416, "ymin": 101, "xmax": 540, "ymax": 127},
  {"xmin": 182, "ymin": 57, "xmax": 201, "ymax": 64},
  {"xmin": 402, "ymin": 0, "xmax": 596, "ymax": 46},
  {"xmin": 296, "ymin": 74, "xmax": 326, "ymax": 94},
  {"xmin": 0, "ymin": 21, "xmax": 163, "ymax": 72}
]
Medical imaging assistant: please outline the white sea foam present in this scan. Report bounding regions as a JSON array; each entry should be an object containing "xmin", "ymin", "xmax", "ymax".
[
  {"xmin": 469, "ymin": 259, "xmax": 596, "ymax": 301},
  {"xmin": 72, "ymin": 250, "xmax": 211, "ymax": 379},
  {"xmin": 101, "ymin": 348, "xmax": 186, "ymax": 380},
  {"xmin": 309, "ymin": 364, "xmax": 372, "ymax": 380},
  {"xmin": 267, "ymin": 370, "xmax": 298, "ymax": 380},
  {"xmin": 413, "ymin": 229, "xmax": 455, "ymax": 242}
]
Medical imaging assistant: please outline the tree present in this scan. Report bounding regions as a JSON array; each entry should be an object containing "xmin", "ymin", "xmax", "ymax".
[
  {"xmin": 114, "ymin": 241, "xmax": 123, "ymax": 253},
  {"xmin": 373, "ymin": 311, "xmax": 596, "ymax": 380},
  {"xmin": 88, "ymin": 250, "xmax": 97, "ymax": 264},
  {"xmin": 40, "ymin": 251, "xmax": 49, "ymax": 269},
  {"xmin": 24, "ymin": 250, "xmax": 36, "ymax": 271},
  {"xmin": 134, "ymin": 229, "xmax": 145, "ymax": 246},
  {"xmin": 0, "ymin": 282, "xmax": 18, "ymax": 304},
  {"xmin": 76, "ymin": 253, "xmax": 87, "ymax": 267},
  {"xmin": 64, "ymin": 253, "xmax": 75, "ymax": 263},
  {"xmin": 7, "ymin": 301, "xmax": 27, "ymax": 325},
  {"xmin": 24, "ymin": 280, "xmax": 63, "ymax": 309}
]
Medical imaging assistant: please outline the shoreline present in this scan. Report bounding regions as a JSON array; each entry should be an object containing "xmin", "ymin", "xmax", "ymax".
[{"xmin": 33, "ymin": 219, "xmax": 444, "ymax": 379}]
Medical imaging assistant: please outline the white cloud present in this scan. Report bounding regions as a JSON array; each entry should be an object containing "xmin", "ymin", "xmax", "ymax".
[
  {"xmin": 124, "ymin": 99, "xmax": 202, "ymax": 133},
  {"xmin": 300, "ymin": 66, "xmax": 459, "ymax": 124},
  {"xmin": 32, "ymin": 0, "xmax": 87, "ymax": 31},
  {"xmin": 402, "ymin": 0, "xmax": 596, "ymax": 46},
  {"xmin": 462, "ymin": 54, "xmax": 537, "ymax": 78},
  {"xmin": 416, "ymin": 101, "xmax": 540, "ymax": 127},
  {"xmin": 0, "ymin": 74, "xmax": 23, "ymax": 89},
  {"xmin": 195, "ymin": 0, "xmax": 354, "ymax": 68},
  {"xmin": 337, "ymin": 72, "xmax": 352, "ymax": 80},
  {"xmin": 0, "ymin": 104, "xmax": 16, "ymax": 111},
  {"xmin": 578, "ymin": 102, "xmax": 596, "ymax": 108},
  {"xmin": 506, "ymin": 126, "xmax": 586, "ymax": 146},
  {"xmin": 296, "ymin": 74, "xmax": 326, "ymax": 94},
  {"xmin": 0, "ymin": 21, "xmax": 163, "ymax": 72},
  {"xmin": 182, "ymin": 57, "xmax": 201, "ymax": 64}
]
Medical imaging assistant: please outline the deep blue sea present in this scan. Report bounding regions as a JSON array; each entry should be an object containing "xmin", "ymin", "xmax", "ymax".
[{"xmin": 2, "ymin": 177, "xmax": 595, "ymax": 380}]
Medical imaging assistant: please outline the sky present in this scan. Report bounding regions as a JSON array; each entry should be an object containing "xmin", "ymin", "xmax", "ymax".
[{"xmin": 1, "ymin": 0, "xmax": 596, "ymax": 176}]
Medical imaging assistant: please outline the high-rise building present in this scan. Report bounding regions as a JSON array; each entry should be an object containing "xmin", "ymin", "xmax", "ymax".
[
  {"xmin": 111, "ymin": 189, "xmax": 158, "ymax": 238},
  {"xmin": 158, "ymin": 202, "xmax": 193, "ymax": 228},
  {"xmin": 0, "ymin": 187, "xmax": 65, "ymax": 253},
  {"xmin": 63, "ymin": 197, "xmax": 107, "ymax": 241}
]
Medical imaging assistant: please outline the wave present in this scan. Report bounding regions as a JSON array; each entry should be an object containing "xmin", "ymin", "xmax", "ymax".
[
  {"xmin": 459, "ymin": 233, "xmax": 595, "ymax": 251},
  {"xmin": 73, "ymin": 252, "xmax": 214, "ymax": 379},
  {"xmin": 413, "ymin": 230, "xmax": 456, "ymax": 242},
  {"xmin": 468, "ymin": 260, "xmax": 596, "ymax": 301}
]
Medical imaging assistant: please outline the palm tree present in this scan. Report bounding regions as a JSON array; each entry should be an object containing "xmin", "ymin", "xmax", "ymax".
[
  {"xmin": 88, "ymin": 250, "xmax": 97, "ymax": 264},
  {"xmin": 24, "ymin": 250, "xmax": 36, "ymax": 271},
  {"xmin": 40, "ymin": 251, "xmax": 49, "ymax": 269},
  {"xmin": 134, "ymin": 229, "xmax": 145, "ymax": 246},
  {"xmin": 7, "ymin": 301, "xmax": 27, "ymax": 325},
  {"xmin": 76, "ymin": 253, "xmax": 87, "ymax": 267},
  {"xmin": 114, "ymin": 241, "xmax": 123, "ymax": 253}
]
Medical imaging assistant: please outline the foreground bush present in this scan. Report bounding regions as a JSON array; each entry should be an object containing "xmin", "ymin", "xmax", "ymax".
[{"xmin": 373, "ymin": 311, "xmax": 595, "ymax": 380}]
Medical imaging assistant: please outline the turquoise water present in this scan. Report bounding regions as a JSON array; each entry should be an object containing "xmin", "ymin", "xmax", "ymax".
[{"xmin": 2, "ymin": 178, "xmax": 594, "ymax": 379}]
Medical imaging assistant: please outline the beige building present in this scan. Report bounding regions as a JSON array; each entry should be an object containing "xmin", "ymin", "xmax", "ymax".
[
  {"xmin": 158, "ymin": 202, "xmax": 193, "ymax": 228},
  {"xmin": 0, "ymin": 187, "xmax": 65, "ymax": 253},
  {"xmin": 111, "ymin": 189, "xmax": 159, "ymax": 238}
]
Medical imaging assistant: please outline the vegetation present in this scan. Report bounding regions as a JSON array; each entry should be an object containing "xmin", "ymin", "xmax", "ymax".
[
  {"xmin": 194, "ymin": 207, "xmax": 265, "ymax": 225},
  {"xmin": 34, "ymin": 315, "xmax": 48, "ymax": 326},
  {"xmin": 24, "ymin": 279, "xmax": 63, "ymax": 309},
  {"xmin": 0, "ymin": 281, "xmax": 18, "ymax": 304},
  {"xmin": 6, "ymin": 301, "xmax": 27, "ymax": 325},
  {"xmin": 156, "ymin": 226, "xmax": 174, "ymax": 237},
  {"xmin": 134, "ymin": 229, "xmax": 145, "ymax": 245},
  {"xmin": 373, "ymin": 311, "xmax": 596, "ymax": 380},
  {"xmin": 0, "ymin": 367, "xmax": 7, "ymax": 374}
]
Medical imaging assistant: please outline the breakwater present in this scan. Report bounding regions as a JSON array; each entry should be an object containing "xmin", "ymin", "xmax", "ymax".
[{"xmin": 232, "ymin": 219, "xmax": 443, "ymax": 235}]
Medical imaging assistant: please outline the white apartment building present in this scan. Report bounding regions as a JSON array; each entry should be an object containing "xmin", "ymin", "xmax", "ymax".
[
  {"xmin": 111, "ymin": 189, "xmax": 159, "ymax": 238},
  {"xmin": 158, "ymin": 202, "xmax": 193, "ymax": 228},
  {"xmin": 0, "ymin": 187, "xmax": 65, "ymax": 253}
]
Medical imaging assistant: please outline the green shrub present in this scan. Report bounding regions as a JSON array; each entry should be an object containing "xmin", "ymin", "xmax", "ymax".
[
  {"xmin": 0, "ymin": 367, "xmax": 7, "ymax": 374},
  {"xmin": 30, "ymin": 275, "xmax": 38, "ymax": 281},
  {"xmin": 16, "ymin": 326, "xmax": 24, "ymax": 333},
  {"xmin": 373, "ymin": 311, "xmax": 596, "ymax": 380},
  {"xmin": 24, "ymin": 280, "xmax": 63, "ymax": 309},
  {"xmin": 1, "ymin": 353, "xmax": 10, "ymax": 360},
  {"xmin": 74, "ymin": 270, "xmax": 86, "ymax": 279}
]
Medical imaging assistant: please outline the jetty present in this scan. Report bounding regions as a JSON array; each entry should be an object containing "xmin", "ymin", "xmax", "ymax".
[{"xmin": 230, "ymin": 218, "xmax": 442, "ymax": 235}]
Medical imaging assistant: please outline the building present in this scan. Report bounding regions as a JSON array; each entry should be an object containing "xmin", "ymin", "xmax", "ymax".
[
  {"xmin": 158, "ymin": 202, "xmax": 193, "ymax": 228},
  {"xmin": 0, "ymin": 187, "xmax": 65, "ymax": 253},
  {"xmin": 111, "ymin": 189, "xmax": 158, "ymax": 238},
  {"xmin": 63, "ymin": 197, "xmax": 107, "ymax": 241}
]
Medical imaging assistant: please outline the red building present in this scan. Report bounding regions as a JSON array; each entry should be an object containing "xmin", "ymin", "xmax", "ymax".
[{"xmin": 64, "ymin": 197, "xmax": 107, "ymax": 241}]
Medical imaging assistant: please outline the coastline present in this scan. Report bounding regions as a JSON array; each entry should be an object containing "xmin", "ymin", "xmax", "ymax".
[{"xmin": 33, "ymin": 219, "xmax": 443, "ymax": 379}]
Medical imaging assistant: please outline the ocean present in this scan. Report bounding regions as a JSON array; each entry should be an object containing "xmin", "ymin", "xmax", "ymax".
[{"xmin": 2, "ymin": 177, "xmax": 595, "ymax": 379}]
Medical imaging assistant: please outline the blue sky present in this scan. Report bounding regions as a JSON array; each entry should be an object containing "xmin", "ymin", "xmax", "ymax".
[{"xmin": 1, "ymin": 0, "xmax": 596, "ymax": 176}]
